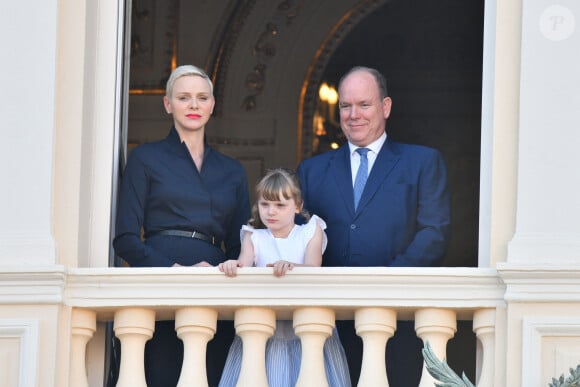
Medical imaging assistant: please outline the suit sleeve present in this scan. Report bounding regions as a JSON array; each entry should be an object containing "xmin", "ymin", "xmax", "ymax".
[
  {"xmin": 390, "ymin": 149, "xmax": 451, "ymax": 267},
  {"xmin": 297, "ymin": 162, "xmax": 308, "ymax": 206}
]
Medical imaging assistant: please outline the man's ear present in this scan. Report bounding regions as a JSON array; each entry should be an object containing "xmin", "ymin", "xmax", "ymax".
[{"xmin": 383, "ymin": 97, "xmax": 392, "ymax": 119}]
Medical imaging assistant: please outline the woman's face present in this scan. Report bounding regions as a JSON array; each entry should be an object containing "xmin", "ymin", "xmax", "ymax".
[{"xmin": 163, "ymin": 75, "xmax": 215, "ymax": 134}]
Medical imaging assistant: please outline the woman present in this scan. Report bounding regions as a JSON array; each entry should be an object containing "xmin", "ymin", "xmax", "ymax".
[{"xmin": 113, "ymin": 65, "xmax": 251, "ymax": 386}]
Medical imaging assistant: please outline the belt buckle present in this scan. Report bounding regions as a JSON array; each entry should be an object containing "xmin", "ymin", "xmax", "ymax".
[
  {"xmin": 211, "ymin": 236, "xmax": 216, "ymax": 245},
  {"xmin": 191, "ymin": 231, "xmax": 197, "ymax": 239}
]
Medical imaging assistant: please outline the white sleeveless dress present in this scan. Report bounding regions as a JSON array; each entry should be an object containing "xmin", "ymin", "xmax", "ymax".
[{"xmin": 218, "ymin": 215, "xmax": 351, "ymax": 387}]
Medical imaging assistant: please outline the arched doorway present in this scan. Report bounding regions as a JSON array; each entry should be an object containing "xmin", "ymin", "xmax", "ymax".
[{"xmin": 127, "ymin": 1, "xmax": 482, "ymax": 268}]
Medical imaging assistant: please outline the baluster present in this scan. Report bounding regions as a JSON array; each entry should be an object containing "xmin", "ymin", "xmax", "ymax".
[
  {"xmin": 293, "ymin": 307, "xmax": 335, "ymax": 387},
  {"xmin": 355, "ymin": 307, "xmax": 397, "ymax": 387},
  {"xmin": 70, "ymin": 308, "xmax": 96, "ymax": 387},
  {"xmin": 175, "ymin": 307, "xmax": 218, "ymax": 387},
  {"xmin": 473, "ymin": 308, "xmax": 495, "ymax": 387},
  {"xmin": 415, "ymin": 308, "xmax": 457, "ymax": 387},
  {"xmin": 235, "ymin": 307, "xmax": 276, "ymax": 387},
  {"xmin": 114, "ymin": 307, "xmax": 155, "ymax": 387}
]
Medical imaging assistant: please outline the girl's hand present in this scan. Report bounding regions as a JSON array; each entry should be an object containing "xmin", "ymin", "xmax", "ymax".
[
  {"xmin": 267, "ymin": 260, "xmax": 295, "ymax": 277},
  {"xmin": 219, "ymin": 259, "xmax": 241, "ymax": 277}
]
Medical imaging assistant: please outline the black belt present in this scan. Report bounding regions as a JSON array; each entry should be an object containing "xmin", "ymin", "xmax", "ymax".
[{"xmin": 153, "ymin": 229, "xmax": 219, "ymax": 246}]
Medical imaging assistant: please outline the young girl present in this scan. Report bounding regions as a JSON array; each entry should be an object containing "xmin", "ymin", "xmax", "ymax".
[{"xmin": 218, "ymin": 168, "xmax": 351, "ymax": 387}]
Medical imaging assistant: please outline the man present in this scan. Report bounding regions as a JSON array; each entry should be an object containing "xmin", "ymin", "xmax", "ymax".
[{"xmin": 297, "ymin": 66, "xmax": 451, "ymax": 386}]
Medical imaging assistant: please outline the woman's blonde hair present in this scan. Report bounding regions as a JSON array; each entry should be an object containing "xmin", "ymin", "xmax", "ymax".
[
  {"xmin": 165, "ymin": 64, "xmax": 213, "ymax": 97},
  {"xmin": 249, "ymin": 168, "xmax": 310, "ymax": 229}
]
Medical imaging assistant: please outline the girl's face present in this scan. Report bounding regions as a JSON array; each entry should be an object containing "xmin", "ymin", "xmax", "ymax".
[
  {"xmin": 163, "ymin": 75, "xmax": 215, "ymax": 135},
  {"xmin": 258, "ymin": 192, "xmax": 300, "ymax": 238}
]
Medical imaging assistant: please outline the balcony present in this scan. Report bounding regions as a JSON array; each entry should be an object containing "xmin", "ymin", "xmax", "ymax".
[{"xmin": 66, "ymin": 267, "xmax": 504, "ymax": 386}]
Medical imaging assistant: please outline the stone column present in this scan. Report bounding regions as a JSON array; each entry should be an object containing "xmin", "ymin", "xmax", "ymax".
[
  {"xmin": 355, "ymin": 307, "xmax": 397, "ymax": 386},
  {"xmin": 415, "ymin": 308, "xmax": 457, "ymax": 387},
  {"xmin": 294, "ymin": 307, "xmax": 335, "ymax": 387},
  {"xmin": 114, "ymin": 308, "xmax": 155, "ymax": 387},
  {"xmin": 507, "ymin": 3, "xmax": 580, "ymax": 265},
  {"xmin": 69, "ymin": 309, "xmax": 97, "ymax": 387},
  {"xmin": 175, "ymin": 307, "xmax": 218, "ymax": 387},
  {"xmin": 473, "ymin": 308, "xmax": 496, "ymax": 387},
  {"xmin": 233, "ymin": 307, "xmax": 276, "ymax": 387}
]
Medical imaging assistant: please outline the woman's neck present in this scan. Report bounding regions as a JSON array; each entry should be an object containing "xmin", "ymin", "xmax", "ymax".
[{"xmin": 176, "ymin": 128, "xmax": 205, "ymax": 169}]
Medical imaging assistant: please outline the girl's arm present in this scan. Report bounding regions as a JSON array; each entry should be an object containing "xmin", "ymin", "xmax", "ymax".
[
  {"xmin": 218, "ymin": 232, "xmax": 254, "ymax": 277},
  {"xmin": 303, "ymin": 223, "xmax": 323, "ymax": 267},
  {"xmin": 270, "ymin": 224, "xmax": 323, "ymax": 276}
]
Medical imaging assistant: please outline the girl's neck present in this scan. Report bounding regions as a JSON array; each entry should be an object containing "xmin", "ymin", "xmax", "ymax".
[{"xmin": 269, "ymin": 224, "xmax": 295, "ymax": 239}]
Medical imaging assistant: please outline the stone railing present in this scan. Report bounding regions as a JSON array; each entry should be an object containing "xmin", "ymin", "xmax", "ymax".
[{"xmin": 65, "ymin": 267, "xmax": 505, "ymax": 387}]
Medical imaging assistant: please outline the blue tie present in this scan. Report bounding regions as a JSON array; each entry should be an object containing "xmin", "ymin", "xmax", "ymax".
[{"xmin": 353, "ymin": 148, "xmax": 369, "ymax": 209}]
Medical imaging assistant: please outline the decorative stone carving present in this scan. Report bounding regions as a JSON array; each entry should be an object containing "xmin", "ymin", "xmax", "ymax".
[{"xmin": 241, "ymin": 1, "xmax": 303, "ymax": 111}]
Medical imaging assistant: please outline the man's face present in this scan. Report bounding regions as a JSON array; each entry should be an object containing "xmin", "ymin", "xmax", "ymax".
[{"xmin": 338, "ymin": 71, "xmax": 392, "ymax": 147}]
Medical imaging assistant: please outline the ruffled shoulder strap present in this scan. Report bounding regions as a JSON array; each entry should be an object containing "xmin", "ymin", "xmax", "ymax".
[
  {"xmin": 304, "ymin": 214, "xmax": 328, "ymax": 253},
  {"xmin": 240, "ymin": 224, "xmax": 255, "ymax": 242}
]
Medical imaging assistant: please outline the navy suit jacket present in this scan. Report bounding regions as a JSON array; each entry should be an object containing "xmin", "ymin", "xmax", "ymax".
[{"xmin": 297, "ymin": 138, "xmax": 451, "ymax": 267}]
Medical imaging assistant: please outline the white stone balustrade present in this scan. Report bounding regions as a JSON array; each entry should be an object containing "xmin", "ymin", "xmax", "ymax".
[
  {"xmin": 175, "ymin": 307, "xmax": 218, "ymax": 387},
  {"xmin": 415, "ymin": 308, "xmax": 457, "ymax": 387},
  {"xmin": 70, "ymin": 308, "xmax": 97, "ymax": 387},
  {"xmin": 355, "ymin": 307, "xmax": 397, "ymax": 387},
  {"xmin": 63, "ymin": 266, "xmax": 504, "ymax": 386},
  {"xmin": 234, "ymin": 307, "xmax": 276, "ymax": 387},
  {"xmin": 113, "ymin": 307, "xmax": 156, "ymax": 387},
  {"xmin": 293, "ymin": 307, "xmax": 335, "ymax": 387}
]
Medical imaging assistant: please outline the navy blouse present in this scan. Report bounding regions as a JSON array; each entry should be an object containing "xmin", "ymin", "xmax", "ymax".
[{"xmin": 113, "ymin": 128, "xmax": 251, "ymax": 267}]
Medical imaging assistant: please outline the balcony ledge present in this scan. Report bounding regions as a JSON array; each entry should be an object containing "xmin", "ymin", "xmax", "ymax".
[{"xmin": 64, "ymin": 266, "xmax": 505, "ymax": 320}]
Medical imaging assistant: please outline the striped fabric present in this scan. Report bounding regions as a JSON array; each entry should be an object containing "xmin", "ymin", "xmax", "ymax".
[{"xmin": 218, "ymin": 321, "xmax": 351, "ymax": 387}]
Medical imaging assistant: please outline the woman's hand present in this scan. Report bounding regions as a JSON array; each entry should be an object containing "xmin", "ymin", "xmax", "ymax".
[
  {"xmin": 267, "ymin": 260, "xmax": 295, "ymax": 277},
  {"xmin": 172, "ymin": 261, "xmax": 211, "ymax": 267},
  {"xmin": 218, "ymin": 259, "xmax": 241, "ymax": 277}
]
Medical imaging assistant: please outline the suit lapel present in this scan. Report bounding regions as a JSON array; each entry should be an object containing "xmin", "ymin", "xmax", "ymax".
[
  {"xmin": 331, "ymin": 146, "xmax": 357, "ymax": 215},
  {"xmin": 355, "ymin": 139, "xmax": 400, "ymax": 214}
]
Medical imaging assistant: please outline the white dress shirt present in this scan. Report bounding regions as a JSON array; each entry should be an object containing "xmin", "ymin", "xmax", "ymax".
[{"xmin": 348, "ymin": 132, "xmax": 387, "ymax": 186}]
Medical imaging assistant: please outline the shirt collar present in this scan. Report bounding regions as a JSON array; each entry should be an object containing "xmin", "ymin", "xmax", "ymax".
[
  {"xmin": 348, "ymin": 132, "xmax": 387, "ymax": 156},
  {"xmin": 166, "ymin": 126, "xmax": 211, "ymax": 159}
]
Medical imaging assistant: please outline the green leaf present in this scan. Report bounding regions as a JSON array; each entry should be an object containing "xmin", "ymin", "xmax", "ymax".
[{"xmin": 421, "ymin": 341, "xmax": 474, "ymax": 387}]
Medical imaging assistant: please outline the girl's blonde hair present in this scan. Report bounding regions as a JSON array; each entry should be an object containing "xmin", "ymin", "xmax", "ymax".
[{"xmin": 249, "ymin": 168, "xmax": 310, "ymax": 229}]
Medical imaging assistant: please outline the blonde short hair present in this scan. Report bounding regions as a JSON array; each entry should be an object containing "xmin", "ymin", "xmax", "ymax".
[{"xmin": 165, "ymin": 65, "xmax": 214, "ymax": 97}]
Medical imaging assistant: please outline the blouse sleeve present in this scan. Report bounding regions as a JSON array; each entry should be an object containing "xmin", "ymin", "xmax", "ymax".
[
  {"xmin": 304, "ymin": 214, "xmax": 328, "ymax": 254},
  {"xmin": 113, "ymin": 148, "xmax": 174, "ymax": 267},
  {"xmin": 223, "ymin": 167, "xmax": 252, "ymax": 260}
]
